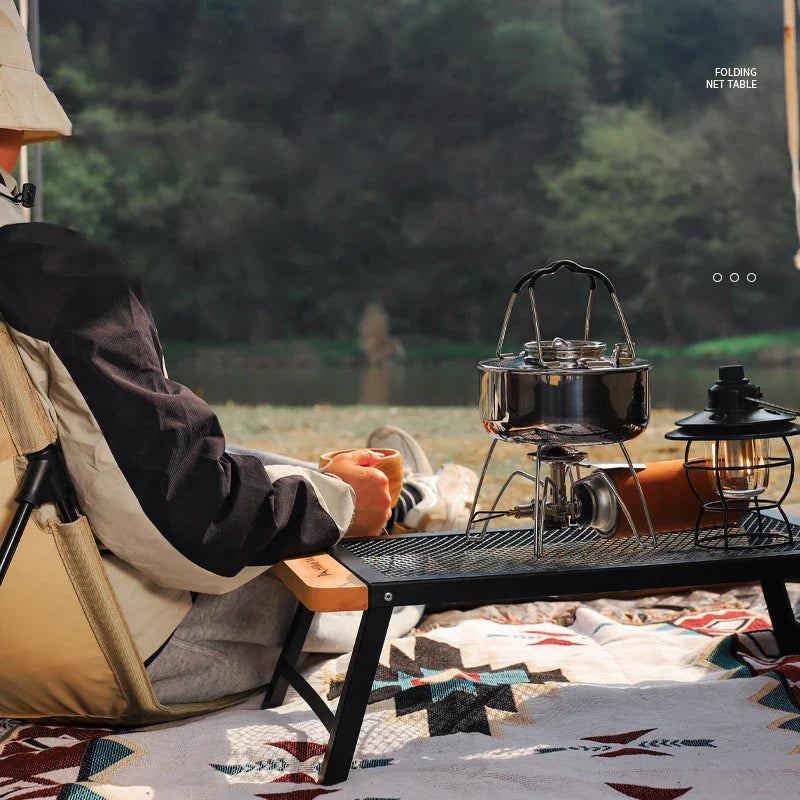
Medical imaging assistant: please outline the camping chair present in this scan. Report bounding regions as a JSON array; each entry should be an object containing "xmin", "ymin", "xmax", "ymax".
[{"xmin": 0, "ymin": 320, "xmax": 250, "ymax": 724}]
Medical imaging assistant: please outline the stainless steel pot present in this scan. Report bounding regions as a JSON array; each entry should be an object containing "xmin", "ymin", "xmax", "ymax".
[{"xmin": 479, "ymin": 260, "xmax": 653, "ymax": 446}]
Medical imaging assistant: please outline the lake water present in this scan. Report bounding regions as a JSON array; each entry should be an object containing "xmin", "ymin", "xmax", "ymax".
[{"xmin": 169, "ymin": 358, "xmax": 800, "ymax": 410}]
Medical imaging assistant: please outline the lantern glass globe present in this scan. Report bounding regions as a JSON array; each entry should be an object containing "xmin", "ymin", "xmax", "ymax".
[{"xmin": 704, "ymin": 438, "xmax": 770, "ymax": 499}]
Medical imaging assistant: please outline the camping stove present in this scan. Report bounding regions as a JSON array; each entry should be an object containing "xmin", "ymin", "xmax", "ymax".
[{"xmin": 466, "ymin": 260, "xmax": 656, "ymax": 556}]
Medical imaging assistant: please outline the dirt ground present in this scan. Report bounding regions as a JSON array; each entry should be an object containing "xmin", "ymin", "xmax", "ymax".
[{"xmin": 216, "ymin": 405, "xmax": 800, "ymax": 515}]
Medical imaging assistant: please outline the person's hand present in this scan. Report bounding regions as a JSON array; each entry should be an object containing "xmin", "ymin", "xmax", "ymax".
[{"xmin": 323, "ymin": 449, "xmax": 392, "ymax": 537}]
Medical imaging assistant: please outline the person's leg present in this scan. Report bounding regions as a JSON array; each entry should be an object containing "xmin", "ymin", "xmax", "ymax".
[
  {"xmin": 148, "ymin": 430, "xmax": 467, "ymax": 704},
  {"xmin": 147, "ymin": 445, "xmax": 312, "ymax": 703},
  {"xmin": 146, "ymin": 572, "xmax": 298, "ymax": 704},
  {"xmin": 303, "ymin": 604, "xmax": 425, "ymax": 653},
  {"xmin": 368, "ymin": 426, "xmax": 479, "ymax": 533},
  {"xmin": 367, "ymin": 425, "xmax": 432, "ymax": 475}
]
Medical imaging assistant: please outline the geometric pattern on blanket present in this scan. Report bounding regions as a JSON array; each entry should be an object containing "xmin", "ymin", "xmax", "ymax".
[
  {"xmin": 700, "ymin": 628, "xmax": 800, "ymax": 743},
  {"xmin": 211, "ymin": 739, "xmax": 395, "ymax": 787},
  {"xmin": 327, "ymin": 636, "xmax": 567, "ymax": 737},
  {"xmin": 0, "ymin": 722, "xmax": 140, "ymax": 799},
  {"xmin": 674, "ymin": 609, "xmax": 771, "ymax": 637},
  {"xmin": 3, "ymin": 583, "xmax": 800, "ymax": 799}
]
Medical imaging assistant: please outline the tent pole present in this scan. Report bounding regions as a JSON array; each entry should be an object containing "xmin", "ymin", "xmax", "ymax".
[
  {"xmin": 17, "ymin": 0, "xmax": 30, "ymax": 220},
  {"xmin": 17, "ymin": 0, "xmax": 43, "ymax": 222},
  {"xmin": 785, "ymin": 0, "xmax": 800, "ymax": 268},
  {"xmin": 29, "ymin": 0, "xmax": 43, "ymax": 222}
]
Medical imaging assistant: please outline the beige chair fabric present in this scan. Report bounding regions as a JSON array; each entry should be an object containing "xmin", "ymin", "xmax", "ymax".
[{"xmin": 0, "ymin": 320, "xmax": 250, "ymax": 724}]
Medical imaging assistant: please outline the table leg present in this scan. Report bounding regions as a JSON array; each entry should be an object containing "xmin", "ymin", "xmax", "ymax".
[
  {"xmin": 761, "ymin": 578, "xmax": 800, "ymax": 655},
  {"xmin": 319, "ymin": 605, "xmax": 393, "ymax": 785},
  {"xmin": 262, "ymin": 603, "xmax": 315, "ymax": 709}
]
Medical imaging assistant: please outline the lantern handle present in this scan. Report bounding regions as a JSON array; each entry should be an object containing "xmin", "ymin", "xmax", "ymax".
[{"xmin": 745, "ymin": 397, "xmax": 800, "ymax": 417}]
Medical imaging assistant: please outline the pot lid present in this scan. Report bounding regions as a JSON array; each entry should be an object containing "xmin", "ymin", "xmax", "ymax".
[
  {"xmin": 523, "ymin": 338, "xmax": 607, "ymax": 363},
  {"xmin": 478, "ymin": 339, "xmax": 653, "ymax": 373},
  {"xmin": 479, "ymin": 336, "xmax": 651, "ymax": 371}
]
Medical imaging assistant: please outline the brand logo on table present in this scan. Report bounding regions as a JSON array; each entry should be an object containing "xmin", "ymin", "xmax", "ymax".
[{"xmin": 305, "ymin": 557, "xmax": 331, "ymax": 577}]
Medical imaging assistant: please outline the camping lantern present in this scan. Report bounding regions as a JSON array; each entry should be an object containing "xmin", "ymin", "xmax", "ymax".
[{"xmin": 665, "ymin": 365, "xmax": 800, "ymax": 549}]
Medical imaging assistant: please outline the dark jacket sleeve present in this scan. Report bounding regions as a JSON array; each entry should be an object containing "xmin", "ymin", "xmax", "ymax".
[{"xmin": 0, "ymin": 223, "xmax": 354, "ymax": 579}]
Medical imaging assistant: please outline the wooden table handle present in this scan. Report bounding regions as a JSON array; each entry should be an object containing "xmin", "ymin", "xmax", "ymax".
[{"xmin": 271, "ymin": 553, "xmax": 369, "ymax": 612}]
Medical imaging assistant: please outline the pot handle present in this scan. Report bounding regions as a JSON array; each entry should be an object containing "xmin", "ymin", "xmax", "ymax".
[
  {"xmin": 511, "ymin": 259, "xmax": 613, "ymax": 294},
  {"xmin": 495, "ymin": 259, "xmax": 636, "ymax": 364}
]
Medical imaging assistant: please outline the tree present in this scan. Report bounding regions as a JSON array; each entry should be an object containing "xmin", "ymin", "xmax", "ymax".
[{"xmin": 542, "ymin": 108, "xmax": 727, "ymax": 343}]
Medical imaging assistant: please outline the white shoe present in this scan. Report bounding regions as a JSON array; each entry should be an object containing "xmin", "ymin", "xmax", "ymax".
[
  {"xmin": 367, "ymin": 425, "xmax": 433, "ymax": 476},
  {"xmin": 397, "ymin": 463, "xmax": 479, "ymax": 533}
]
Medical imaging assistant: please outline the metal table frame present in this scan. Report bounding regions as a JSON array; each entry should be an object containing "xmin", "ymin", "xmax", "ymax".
[{"xmin": 265, "ymin": 513, "xmax": 800, "ymax": 785}]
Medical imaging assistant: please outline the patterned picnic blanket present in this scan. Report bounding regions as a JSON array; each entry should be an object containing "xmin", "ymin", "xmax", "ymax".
[{"xmin": 3, "ymin": 584, "xmax": 800, "ymax": 800}]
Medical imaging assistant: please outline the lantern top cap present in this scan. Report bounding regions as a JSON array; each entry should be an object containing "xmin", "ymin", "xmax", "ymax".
[{"xmin": 717, "ymin": 365, "xmax": 745, "ymax": 383}]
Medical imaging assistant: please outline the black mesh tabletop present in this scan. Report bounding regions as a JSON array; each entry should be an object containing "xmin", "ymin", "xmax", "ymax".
[{"xmin": 332, "ymin": 512, "xmax": 800, "ymax": 607}]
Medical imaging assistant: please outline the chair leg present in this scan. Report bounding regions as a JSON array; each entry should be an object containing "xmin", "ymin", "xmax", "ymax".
[
  {"xmin": 761, "ymin": 578, "xmax": 800, "ymax": 655},
  {"xmin": 318, "ymin": 605, "xmax": 393, "ymax": 785},
  {"xmin": 262, "ymin": 603, "xmax": 315, "ymax": 709},
  {"xmin": 0, "ymin": 501, "xmax": 34, "ymax": 588},
  {"xmin": 0, "ymin": 446, "xmax": 78, "ymax": 588}
]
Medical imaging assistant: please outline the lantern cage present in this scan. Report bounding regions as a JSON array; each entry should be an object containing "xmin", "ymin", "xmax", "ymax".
[{"xmin": 682, "ymin": 436, "xmax": 795, "ymax": 549}]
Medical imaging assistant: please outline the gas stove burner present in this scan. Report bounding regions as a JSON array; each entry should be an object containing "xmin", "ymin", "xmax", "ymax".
[
  {"xmin": 467, "ymin": 260, "xmax": 656, "ymax": 557},
  {"xmin": 534, "ymin": 446, "xmax": 587, "ymax": 464}
]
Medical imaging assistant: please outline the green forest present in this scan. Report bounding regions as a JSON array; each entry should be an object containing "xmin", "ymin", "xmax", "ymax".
[{"xmin": 34, "ymin": 0, "xmax": 800, "ymax": 349}]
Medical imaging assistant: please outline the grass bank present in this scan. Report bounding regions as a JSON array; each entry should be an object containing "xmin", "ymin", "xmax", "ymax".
[{"xmin": 168, "ymin": 330, "xmax": 800, "ymax": 367}]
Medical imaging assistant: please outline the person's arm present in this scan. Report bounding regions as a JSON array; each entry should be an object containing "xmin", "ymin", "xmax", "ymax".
[{"xmin": 0, "ymin": 224, "xmax": 363, "ymax": 590}]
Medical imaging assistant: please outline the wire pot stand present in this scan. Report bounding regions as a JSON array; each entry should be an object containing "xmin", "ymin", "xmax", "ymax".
[
  {"xmin": 465, "ymin": 438, "xmax": 657, "ymax": 557},
  {"xmin": 683, "ymin": 437, "xmax": 796, "ymax": 550}
]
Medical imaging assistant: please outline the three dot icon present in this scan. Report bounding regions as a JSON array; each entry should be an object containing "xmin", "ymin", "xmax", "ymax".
[{"xmin": 712, "ymin": 272, "xmax": 756, "ymax": 283}]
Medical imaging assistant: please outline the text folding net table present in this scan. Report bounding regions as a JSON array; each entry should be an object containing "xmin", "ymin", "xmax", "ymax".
[{"xmin": 267, "ymin": 511, "xmax": 800, "ymax": 785}]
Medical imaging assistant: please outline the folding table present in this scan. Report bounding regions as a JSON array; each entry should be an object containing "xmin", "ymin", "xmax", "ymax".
[{"xmin": 267, "ymin": 511, "xmax": 800, "ymax": 785}]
